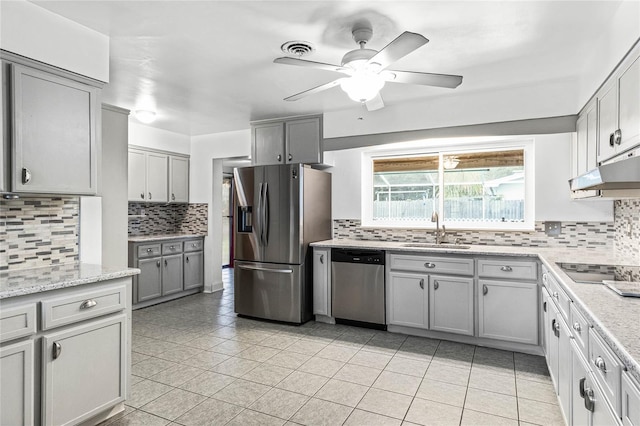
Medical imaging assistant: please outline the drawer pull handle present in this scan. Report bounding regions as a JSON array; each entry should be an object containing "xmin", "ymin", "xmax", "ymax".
[
  {"xmin": 424, "ymin": 262, "xmax": 436, "ymax": 269},
  {"xmin": 164, "ymin": 259, "xmax": 168, "ymax": 267},
  {"xmin": 482, "ymin": 284, "xmax": 488, "ymax": 295},
  {"xmin": 53, "ymin": 342, "xmax": 62, "ymax": 360},
  {"xmin": 22, "ymin": 167, "xmax": 32, "ymax": 184},
  {"xmin": 192, "ymin": 243, "xmax": 197, "ymax": 247},
  {"xmin": 500, "ymin": 266, "xmax": 513, "ymax": 272},
  {"xmin": 148, "ymin": 192, "xmax": 152, "ymax": 200},
  {"xmin": 140, "ymin": 192, "xmax": 145, "ymax": 199},
  {"xmin": 543, "ymin": 301, "xmax": 547, "ymax": 312},
  {"xmin": 319, "ymin": 254, "xmax": 324, "ymax": 264},
  {"xmin": 551, "ymin": 319, "xmax": 560, "ymax": 337},
  {"xmin": 80, "ymin": 299, "xmax": 98, "ymax": 310},
  {"xmin": 579, "ymin": 377, "xmax": 587, "ymax": 398},
  {"xmin": 147, "ymin": 248, "xmax": 153, "ymax": 253},
  {"xmin": 186, "ymin": 256, "xmax": 189, "ymax": 263},
  {"xmin": 170, "ymin": 245, "xmax": 175, "ymax": 250},
  {"xmin": 584, "ymin": 387, "xmax": 595, "ymax": 412},
  {"xmin": 542, "ymin": 274, "xmax": 548, "ymax": 284},
  {"xmin": 419, "ymin": 278, "xmax": 424, "ymax": 290},
  {"xmin": 172, "ymin": 193, "xmax": 176, "ymax": 201},
  {"xmin": 553, "ymin": 291, "xmax": 559, "ymax": 299},
  {"xmin": 156, "ymin": 260, "xmax": 161, "ymax": 267},
  {"xmin": 573, "ymin": 322, "xmax": 582, "ymax": 332},
  {"xmin": 434, "ymin": 280, "xmax": 439, "ymax": 290},
  {"xmin": 594, "ymin": 356, "xmax": 607, "ymax": 373}
]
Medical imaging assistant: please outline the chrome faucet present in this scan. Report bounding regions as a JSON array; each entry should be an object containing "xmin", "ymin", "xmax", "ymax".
[{"xmin": 431, "ymin": 211, "xmax": 446, "ymax": 244}]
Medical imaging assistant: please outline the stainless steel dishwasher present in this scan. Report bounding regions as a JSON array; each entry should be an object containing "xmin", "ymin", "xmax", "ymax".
[{"xmin": 331, "ymin": 248, "xmax": 386, "ymax": 329}]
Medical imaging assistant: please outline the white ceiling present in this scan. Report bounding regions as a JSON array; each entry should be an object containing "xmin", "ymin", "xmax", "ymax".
[{"xmin": 31, "ymin": 1, "xmax": 626, "ymax": 136}]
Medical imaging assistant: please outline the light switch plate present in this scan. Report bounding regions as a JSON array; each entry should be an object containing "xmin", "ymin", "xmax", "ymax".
[{"xmin": 545, "ymin": 221, "xmax": 561, "ymax": 236}]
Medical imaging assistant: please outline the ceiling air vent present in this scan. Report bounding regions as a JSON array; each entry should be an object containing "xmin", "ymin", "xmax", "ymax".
[{"xmin": 281, "ymin": 41, "xmax": 315, "ymax": 57}]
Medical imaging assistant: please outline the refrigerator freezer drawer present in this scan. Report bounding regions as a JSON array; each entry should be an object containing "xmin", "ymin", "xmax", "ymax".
[{"xmin": 234, "ymin": 261, "xmax": 305, "ymax": 323}]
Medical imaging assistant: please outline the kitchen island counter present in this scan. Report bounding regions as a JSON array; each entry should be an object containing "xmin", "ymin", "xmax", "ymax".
[
  {"xmin": 312, "ymin": 239, "xmax": 640, "ymax": 383},
  {"xmin": 0, "ymin": 263, "xmax": 139, "ymax": 299}
]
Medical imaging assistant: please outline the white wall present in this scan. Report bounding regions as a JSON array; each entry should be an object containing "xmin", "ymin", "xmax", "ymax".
[
  {"xmin": 190, "ymin": 129, "xmax": 251, "ymax": 292},
  {"xmin": 129, "ymin": 122, "xmax": 191, "ymax": 154},
  {"xmin": 325, "ymin": 133, "xmax": 613, "ymax": 224},
  {"xmin": 0, "ymin": 0, "xmax": 109, "ymax": 82}
]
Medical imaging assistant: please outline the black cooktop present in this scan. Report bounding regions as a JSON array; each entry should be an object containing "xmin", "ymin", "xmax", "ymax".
[{"xmin": 556, "ymin": 262, "xmax": 640, "ymax": 284}]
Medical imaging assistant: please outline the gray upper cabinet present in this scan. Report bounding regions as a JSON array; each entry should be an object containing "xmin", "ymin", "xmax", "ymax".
[
  {"xmin": 597, "ymin": 80, "xmax": 618, "ymax": 162},
  {"xmin": 169, "ymin": 155, "xmax": 189, "ymax": 203},
  {"xmin": 146, "ymin": 152, "xmax": 168, "ymax": 202},
  {"xmin": 8, "ymin": 62, "xmax": 100, "ymax": 195},
  {"xmin": 251, "ymin": 115, "xmax": 322, "ymax": 166},
  {"xmin": 127, "ymin": 149, "xmax": 146, "ymax": 201},
  {"xmin": 618, "ymin": 52, "xmax": 640, "ymax": 153}
]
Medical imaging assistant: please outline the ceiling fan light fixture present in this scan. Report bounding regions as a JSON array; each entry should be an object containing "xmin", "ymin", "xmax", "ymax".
[
  {"xmin": 135, "ymin": 109, "xmax": 157, "ymax": 124},
  {"xmin": 339, "ymin": 71, "xmax": 385, "ymax": 103}
]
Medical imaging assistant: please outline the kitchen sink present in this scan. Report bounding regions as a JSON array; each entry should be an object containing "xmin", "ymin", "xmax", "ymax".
[{"xmin": 402, "ymin": 243, "xmax": 471, "ymax": 249}]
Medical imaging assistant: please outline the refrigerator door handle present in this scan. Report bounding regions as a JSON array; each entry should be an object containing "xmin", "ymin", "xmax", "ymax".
[
  {"xmin": 263, "ymin": 182, "xmax": 269, "ymax": 245},
  {"xmin": 237, "ymin": 264, "xmax": 293, "ymax": 274},
  {"xmin": 257, "ymin": 182, "xmax": 264, "ymax": 246}
]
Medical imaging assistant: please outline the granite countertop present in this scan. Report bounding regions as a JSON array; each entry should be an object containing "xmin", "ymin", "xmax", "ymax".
[
  {"xmin": 312, "ymin": 238, "xmax": 640, "ymax": 382},
  {"xmin": 0, "ymin": 263, "xmax": 140, "ymax": 300},
  {"xmin": 128, "ymin": 233, "xmax": 206, "ymax": 243}
]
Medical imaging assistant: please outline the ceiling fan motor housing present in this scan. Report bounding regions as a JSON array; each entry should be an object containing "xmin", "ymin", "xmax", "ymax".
[{"xmin": 341, "ymin": 48, "xmax": 377, "ymax": 69}]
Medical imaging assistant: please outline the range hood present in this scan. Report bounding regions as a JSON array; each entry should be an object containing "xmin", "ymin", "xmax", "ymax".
[{"xmin": 569, "ymin": 155, "xmax": 640, "ymax": 191}]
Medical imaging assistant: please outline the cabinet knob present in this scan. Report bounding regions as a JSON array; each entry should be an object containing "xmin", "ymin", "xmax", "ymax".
[
  {"xmin": 553, "ymin": 291, "xmax": 559, "ymax": 299},
  {"xmin": 147, "ymin": 248, "xmax": 152, "ymax": 253},
  {"xmin": 79, "ymin": 299, "xmax": 98, "ymax": 310},
  {"xmin": 288, "ymin": 153, "xmax": 293, "ymax": 161},
  {"xmin": 500, "ymin": 266, "xmax": 513, "ymax": 272},
  {"xmin": 583, "ymin": 387, "xmax": 595, "ymax": 412},
  {"xmin": 419, "ymin": 278, "xmax": 424, "ymax": 289},
  {"xmin": 170, "ymin": 245, "xmax": 175, "ymax": 250},
  {"xmin": 614, "ymin": 129, "xmax": 622, "ymax": 145},
  {"xmin": 186, "ymin": 256, "xmax": 189, "ymax": 263},
  {"xmin": 594, "ymin": 356, "xmax": 607, "ymax": 373},
  {"xmin": 148, "ymin": 192, "xmax": 152, "ymax": 200},
  {"xmin": 156, "ymin": 260, "xmax": 161, "ymax": 267},
  {"xmin": 424, "ymin": 262, "xmax": 436, "ymax": 269},
  {"xmin": 277, "ymin": 154, "xmax": 282, "ymax": 162},
  {"xmin": 609, "ymin": 133, "xmax": 615, "ymax": 147},
  {"xmin": 482, "ymin": 284, "xmax": 488, "ymax": 295},
  {"xmin": 434, "ymin": 280, "xmax": 439, "ymax": 290},
  {"xmin": 164, "ymin": 259, "xmax": 168, "ymax": 267},
  {"xmin": 319, "ymin": 254, "xmax": 324, "ymax": 264},
  {"xmin": 22, "ymin": 167, "xmax": 32, "ymax": 184},
  {"xmin": 141, "ymin": 193, "xmax": 145, "ymax": 199},
  {"xmin": 192, "ymin": 243, "xmax": 197, "ymax": 247},
  {"xmin": 573, "ymin": 322, "xmax": 582, "ymax": 332},
  {"xmin": 172, "ymin": 193, "xmax": 176, "ymax": 201},
  {"xmin": 52, "ymin": 342, "xmax": 62, "ymax": 360}
]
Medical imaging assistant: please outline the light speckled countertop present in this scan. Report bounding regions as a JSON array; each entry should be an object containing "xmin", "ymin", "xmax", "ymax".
[
  {"xmin": 312, "ymin": 239, "xmax": 640, "ymax": 382},
  {"xmin": 128, "ymin": 233, "xmax": 206, "ymax": 243},
  {"xmin": 0, "ymin": 263, "xmax": 140, "ymax": 299}
]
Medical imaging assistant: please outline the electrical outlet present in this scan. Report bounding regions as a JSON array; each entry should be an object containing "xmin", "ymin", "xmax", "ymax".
[
  {"xmin": 627, "ymin": 219, "xmax": 633, "ymax": 237},
  {"xmin": 545, "ymin": 221, "xmax": 562, "ymax": 236}
]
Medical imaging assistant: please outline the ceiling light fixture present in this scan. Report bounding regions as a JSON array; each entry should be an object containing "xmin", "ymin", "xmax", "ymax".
[
  {"xmin": 135, "ymin": 110, "xmax": 156, "ymax": 124},
  {"xmin": 443, "ymin": 156, "xmax": 460, "ymax": 170},
  {"xmin": 339, "ymin": 70, "xmax": 386, "ymax": 103}
]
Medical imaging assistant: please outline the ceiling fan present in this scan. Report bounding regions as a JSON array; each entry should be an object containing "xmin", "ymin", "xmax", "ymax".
[{"xmin": 274, "ymin": 23, "xmax": 463, "ymax": 111}]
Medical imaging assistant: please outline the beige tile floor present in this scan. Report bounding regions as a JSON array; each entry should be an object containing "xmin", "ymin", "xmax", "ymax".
[{"xmin": 106, "ymin": 269, "xmax": 565, "ymax": 426}]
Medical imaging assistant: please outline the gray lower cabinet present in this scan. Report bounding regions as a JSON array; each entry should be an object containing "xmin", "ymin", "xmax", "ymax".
[
  {"xmin": 184, "ymin": 251, "xmax": 204, "ymax": 290},
  {"xmin": 388, "ymin": 271, "xmax": 428, "ymax": 328},
  {"xmin": 477, "ymin": 279, "xmax": 538, "ymax": 344},
  {"xmin": 41, "ymin": 314, "xmax": 126, "ymax": 426},
  {"xmin": 429, "ymin": 275, "xmax": 474, "ymax": 336},
  {"xmin": 137, "ymin": 257, "xmax": 162, "ymax": 302},
  {"xmin": 2, "ymin": 57, "xmax": 100, "ymax": 195},
  {"xmin": 130, "ymin": 238, "xmax": 204, "ymax": 307},
  {"xmin": 0, "ymin": 339, "xmax": 34, "ymax": 426}
]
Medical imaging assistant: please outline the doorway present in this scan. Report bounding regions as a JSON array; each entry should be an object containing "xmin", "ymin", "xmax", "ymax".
[{"xmin": 222, "ymin": 174, "xmax": 233, "ymax": 268}]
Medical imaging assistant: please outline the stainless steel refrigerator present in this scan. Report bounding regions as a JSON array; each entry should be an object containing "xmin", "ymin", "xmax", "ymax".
[{"xmin": 233, "ymin": 164, "xmax": 331, "ymax": 324}]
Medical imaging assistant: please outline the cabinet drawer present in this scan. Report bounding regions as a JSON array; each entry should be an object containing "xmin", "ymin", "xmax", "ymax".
[
  {"xmin": 589, "ymin": 328, "xmax": 622, "ymax": 417},
  {"xmin": 570, "ymin": 303, "xmax": 590, "ymax": 360},
  {"xmin": 478, "ymin": 258, "xmax": 538, "ymax": 280},
  {"xmin": 137, "ymin": 244, "xmax": 161, "ymax": 258},
  {"xmin": 547, "ymin": 272, "xmax": 571, "ymax": 321},
  {"xmin": 622, "ymin": 371, "xmax": 640, "ymax": 426},
  {"xmin": 0, "ymin": 303, "xmax": 36, "ymax": 343},
  {"xmin": 41, "ymin": 285, "xmax": 127, "ymax": 330},
  {"xmin": 184, "ymin": 239, "xmax": 203, "ymax": 252},
  {"xmin": 389, "ymin": 254, "xmax": 474, "ymax": 276},
  {"xmin": 162, "ymin": 241, "xmax": 183, "ymax": 254}
]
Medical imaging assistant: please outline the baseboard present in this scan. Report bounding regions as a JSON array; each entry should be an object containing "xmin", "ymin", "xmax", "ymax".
[{"xmin": 205, "ymin": 280, "xmax": 224, "ymax": 293}]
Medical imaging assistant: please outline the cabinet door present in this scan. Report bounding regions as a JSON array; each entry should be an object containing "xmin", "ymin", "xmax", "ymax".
[
  {"xmin": 598, "ymin": 81, "xmax": 619, "ymax": 162},
  {"xmin": 541, "ymin": 287, "xmax": 552, "ymax": 359},
  {"xmin": 313, "ymin": 249, "xmax": 330, "ymax": 316},
  {"xmin": 11, "ymin": 64, "xmax": 98, "ymax": 195},
  {"xmin": 285, "ymin": 117, "xmax": 322, "ymax": 164},
  {"xmin": 575, "ymin": 114, "xmax": 588, "ymax": 177},
  {"xmin": 128, "ymin": 150, "xmax": 147, "ymax": 201},
  {"xmin": 557, "ymin": 316, "xmax": 573, "ymax": 424},
  {"xmin": 137, "ymin": 257, "xmax": 162, "ymax": 302},
  {"xmin": 146, "ymin": 152, "xmax": 168, "ymax": 202},
  {"xmin": 618, "ymin": 54, "xmax": 640, "ymax": 153},
  {"xmin": 548, "ymin": 301, "xmax": 560, "ymax": 391},
  {"xmin": 169, "ymin": 156, "xmax": 189, "ymax": 203},
  {"xmin": 586, "ymin": 103, "xmax": 598, "ymax": 170},
  {"xmin": 162, "ymin": 253, "xmax": 183, "ymax": 295},
  {"xmin": 252, "ymin": 122, "xmax": 284, "ymax": 166},
  {"xmin": 478, "ymin": 279, "xmax": 538, "ymax": 344},
  {"xmin": 42, "ymin": 314, "xmax": 126, "ymax": 426},
  {"xmin": 429, "ymin": 275, "xmax": 473, "ymax": 336},
  {"xmin": 621, "ymin": 372, "xmax": 640, "ymax": 426},
  {"xmin": 0, "ymin": 339, "xmax": 34, "ymax": 426},
  {"xmin": 183, "ymin": 251, "xmax": 203, "ymax": 290},
  {"xmin": 387, "ymin": 271, "xmax": 427, "ymax": 328},
  {"xmin": 572, "ymin": 347, "xmax": 591, "ymax": 426}
]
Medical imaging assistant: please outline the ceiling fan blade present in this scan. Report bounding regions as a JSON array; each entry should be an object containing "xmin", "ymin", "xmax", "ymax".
[
  {"xmin": 365, "ymin": 93, "xmax": 385, "ymax": 111},
  {"xmin": 385, "ymin": 70, "xmax": 463, "ymax": 89},
  {"xmin": 274, "ymin": 57, "xmax": 348, "ymax": 73},
  {"xmin": 367, "ymin": 31, "xmax": 429, "ymax": 70},
  {"xmin": 284, "ymin": 78, "xmax": 343, "ymax": 101}
]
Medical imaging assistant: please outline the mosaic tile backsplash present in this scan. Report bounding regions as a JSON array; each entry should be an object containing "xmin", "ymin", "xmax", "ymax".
[
  {"xmin": 333, "ymin": 219, "xmax": 615, "ymax": 250},
  {"xmin": 128, "ymin": 202, "xmax": 208, "ymax": 236},
  {"xmin": 614, "ymin": 199, "xmax": 640, "ymax": 264},
  {"xmin": 0, "ymin": 197, "xmax": 79, "ymax": 271}
]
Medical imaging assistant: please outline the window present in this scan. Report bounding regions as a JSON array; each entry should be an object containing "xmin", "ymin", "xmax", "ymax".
[{"xmin": 363, "ymin": 140, "xmax": 534, "ymax": 230}]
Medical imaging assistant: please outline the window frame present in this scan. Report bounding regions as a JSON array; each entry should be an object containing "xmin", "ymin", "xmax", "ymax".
[{"xmin": 361, "ymin": 137, "xmax": 535, "ymax": 231}]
